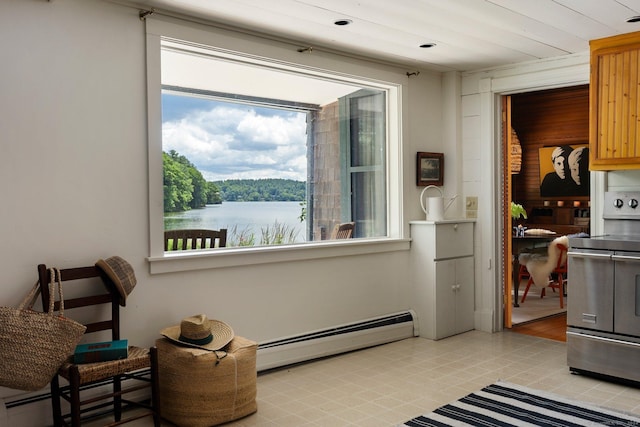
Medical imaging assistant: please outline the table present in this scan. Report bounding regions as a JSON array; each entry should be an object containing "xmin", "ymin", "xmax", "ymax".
[{"xmin": 512, "ymin": 235, "xmax": 557, "ymax": 307}]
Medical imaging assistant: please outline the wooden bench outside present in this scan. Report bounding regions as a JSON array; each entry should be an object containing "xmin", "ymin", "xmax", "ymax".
[{"xmin": 164, "ymin": 229, "xmax": 228, "ymax": 251}]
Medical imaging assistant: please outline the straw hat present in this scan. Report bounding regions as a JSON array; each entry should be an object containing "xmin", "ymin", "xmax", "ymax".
[
  {"xmin": 95, "ymin": 256, "xmax": 136, "ymax": 306},
  {"xmin": 161, "ymin": 314, "xmax": 234, "ymax": 351}
]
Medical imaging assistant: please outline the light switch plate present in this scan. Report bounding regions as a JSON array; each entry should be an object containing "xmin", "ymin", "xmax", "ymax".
[{"xmin": 466, "ymin": 196, "xmax": 478, "ymax": 210}]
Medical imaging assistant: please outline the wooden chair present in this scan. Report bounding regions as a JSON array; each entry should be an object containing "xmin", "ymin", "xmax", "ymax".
[
  {"xmin": 516, "ymin": 246, "xmax": 546, "ymax": 285},
  {"xmin": 37, "ymin": 264, "xmax": 160, "ymax": 427},
  {"xmin": 517, "ymin": 264, "xmax": 530, "ymax": 285},
  {"xmin": 330, "ymin": 222, "xmax": 355, "ymax": 239},
  {"xmin": 520, "ymin": 243, "xmax": 568, "ymax": 308},
  {"xmin": 164, "ymin": 228, "xmax": 227, "ymax": 251},
  {"xmin": 545, "ymin": 243, "xmax": 568, "ymax": 302}
]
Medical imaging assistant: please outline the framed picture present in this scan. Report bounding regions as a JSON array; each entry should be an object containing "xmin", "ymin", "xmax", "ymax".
[
  {"xmin": 416, "ymin": 152, "xmax": 443, "ymax": 186},
  {"xmin": 539, "ymin": 144, "xmax": 589, "ymax": 197}
]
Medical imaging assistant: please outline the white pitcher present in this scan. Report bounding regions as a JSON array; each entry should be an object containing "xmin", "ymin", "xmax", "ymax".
[{"xmin": 420, "ymin": 185, "xmax": 458, "ymax": 221}]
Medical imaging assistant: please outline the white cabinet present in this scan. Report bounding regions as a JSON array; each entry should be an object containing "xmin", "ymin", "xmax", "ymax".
[{"xmin": 410, "ymin": 220, "xmax": 475, "ymax": 340}]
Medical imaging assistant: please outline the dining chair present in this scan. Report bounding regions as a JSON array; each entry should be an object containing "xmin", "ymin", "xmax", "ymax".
[
  {"xmin": 520, "ymin": 242, "xmax": 568, "ymax": 308},
  {"xmin": 517, "ymin": 264, "xmax": 530, "ymax": 285},
  {"xmin": 37, "ymin": 264, "xmax": 160, "ymax": 427},
  {"xmin": 544, "ymin": 243, "xmax": 568, "ymax": 305}
]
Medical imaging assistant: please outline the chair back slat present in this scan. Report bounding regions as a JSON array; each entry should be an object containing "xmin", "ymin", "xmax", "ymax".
[
  {"xmin": 53, "ymin": 266, "xmax": 101, "ymax": 281},
  {"xmin": 85, "ymin": 320, "xmax": 116, "ymax": 334},
  {"xmin": 53, "ymin": 294, "xmax": 113, "ymax": 311}
]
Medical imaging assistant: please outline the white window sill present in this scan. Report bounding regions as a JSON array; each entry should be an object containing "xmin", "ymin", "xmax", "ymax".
[{"xmin": 147, "ymin": 238, "xmax": 410, "ymax": 274}]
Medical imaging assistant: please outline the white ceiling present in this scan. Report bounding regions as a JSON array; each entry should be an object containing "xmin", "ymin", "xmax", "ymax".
[{"xmin": 129, "ymin": 0, "xmax": 640, "ymax": 72}]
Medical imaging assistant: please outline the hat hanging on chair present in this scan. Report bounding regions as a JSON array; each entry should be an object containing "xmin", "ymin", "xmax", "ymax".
[
  {"xmin": 161, "ymin": 314, "xmax": 234, "ymax": 351},
  {"xmin": 95, "ymin": 256, "xmax": 137, "ymax": 306}
]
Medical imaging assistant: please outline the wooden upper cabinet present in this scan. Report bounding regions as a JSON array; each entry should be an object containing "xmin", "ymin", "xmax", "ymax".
[{"xmin": 590, "ymin": 31, "xmax": 640, "ymax": 170}]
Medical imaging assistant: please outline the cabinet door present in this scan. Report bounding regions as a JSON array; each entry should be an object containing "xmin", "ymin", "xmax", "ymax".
[
  {"xmin": 613, "ymin": 252, "xmax": 640, "ymax": 336},
  {"xmin": 455, "ymin": 257, "xmax": 475, "ymax": 334},
  {"xmin": 435, "ymin": 259, "xmax": 457, "ymax": 339},
  {"xmin": 567, "ymin": 249, "xmax": 614, "ymax": 331},
  {"xmin": 434, "ymin": 222, "xmax": 473, "ymax": 259},
  {"xmin": 434, "ymin": 257, "xmax": 475, "ymax": 339},
  {"xmin": 590, "ymin": 33, "xmax": 640, "ymax": 170}
]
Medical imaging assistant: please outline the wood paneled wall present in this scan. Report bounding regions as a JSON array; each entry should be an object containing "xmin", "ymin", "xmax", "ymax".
[{"xmin": 511, "ymin": 84, "xmax": 589, "ymax": 206}]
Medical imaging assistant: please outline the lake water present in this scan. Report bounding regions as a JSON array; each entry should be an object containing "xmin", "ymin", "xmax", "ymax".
[{"xmin": 164, "ymin": 201, "xmax": 307, "ymax": 243}]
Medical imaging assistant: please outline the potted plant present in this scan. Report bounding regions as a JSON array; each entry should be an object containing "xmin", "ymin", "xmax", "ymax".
[
  {"xmin": 511, "ymin": 202, "xmax": 527, "ymax": 220},
  {"xmin": 511, "ymin": 202, "xmax": 527, "ymax": 236}
]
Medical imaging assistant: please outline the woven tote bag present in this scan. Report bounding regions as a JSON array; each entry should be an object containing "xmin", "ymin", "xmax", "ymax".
[{"xmin": 0, "ymin": 268, "xmax": 86, "ymax": 391}]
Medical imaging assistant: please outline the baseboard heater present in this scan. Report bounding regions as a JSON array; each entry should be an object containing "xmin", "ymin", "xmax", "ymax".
[{"xmin": 256, "ymin": 310, "xmax": 418, "ymax": 372}]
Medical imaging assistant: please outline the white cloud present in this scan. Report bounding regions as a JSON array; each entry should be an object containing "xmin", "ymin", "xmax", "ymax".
[{"xmin": 163, "ymin": 103, "xmax": 308, "ymax": 181}]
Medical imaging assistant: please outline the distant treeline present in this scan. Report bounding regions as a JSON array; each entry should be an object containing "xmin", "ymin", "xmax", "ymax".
[
  {"xmin": 214, "ymin": 179, "xmax": 306, "ymax": 202},
  {"xmin": 163, "ymin": 150, "xmax": 305, "ymax": 212}
]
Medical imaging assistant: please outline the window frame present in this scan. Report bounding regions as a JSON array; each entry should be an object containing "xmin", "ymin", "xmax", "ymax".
[
  {"xmin": 145, "ymin": 15, "xmax": 408, "ymax": 274},
  {"xmin": 340, "ymin": 90, "xmax": 388, "ymax": 238}
]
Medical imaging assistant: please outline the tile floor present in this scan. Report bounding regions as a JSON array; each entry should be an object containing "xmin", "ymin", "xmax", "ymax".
[{"xmin": 94, "ymin": 330, "xmax": 640, "ymax": 426}]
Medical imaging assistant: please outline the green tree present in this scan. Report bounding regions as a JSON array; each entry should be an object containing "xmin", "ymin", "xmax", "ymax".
[
  {"xmin": 187, "ymin": 167, "xmax": 208, "ymax": 209},
  {"xmin": 163, "ymin": 152, "xmax": 193, "ymax": 212},
  {"xmin": 165, "ymin": 150, "xmax": 209, "ymax": 209},
  {"xmin": 206, "ymin": 181, "xmax": 222, "ymax": 204}
]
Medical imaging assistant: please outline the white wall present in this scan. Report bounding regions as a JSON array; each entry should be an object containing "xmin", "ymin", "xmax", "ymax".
[
  {"xmin": 460, "ymin": 52, "xmax": 640, "ymax": 332},
  {"xmin": 460, "ymin": 53, "xmax": 593, "ymax": 332},
  {"xmin": 0, "ymin": 0, "xmax": 447, "ymax": 417}
]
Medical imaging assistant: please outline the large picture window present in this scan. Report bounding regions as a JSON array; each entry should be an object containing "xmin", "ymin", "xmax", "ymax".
[
  {"xmin": 159, "ymin": 39, "xmax": 388, "ymax": 247},
  {"xmin": 145, "ymin": 18, "xmax": 405, "ymax": 269}
]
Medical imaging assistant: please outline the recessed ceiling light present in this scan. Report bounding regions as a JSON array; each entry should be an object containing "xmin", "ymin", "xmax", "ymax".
[
  {"xmin": 334, "ymin": 19, "xmax": 352, "ymax": 26},
  {"xmin": 627, "ymin": 16, "xmax": 640, "ymax": 23},
  {"xmin": 420, "ymin": 43, "xmax": 436, "ymax": 48}
]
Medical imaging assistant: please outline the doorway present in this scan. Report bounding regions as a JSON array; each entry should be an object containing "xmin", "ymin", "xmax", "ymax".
[{"xmin": 503, "ymin": 85, "xmax": 590, "ymax": 329}]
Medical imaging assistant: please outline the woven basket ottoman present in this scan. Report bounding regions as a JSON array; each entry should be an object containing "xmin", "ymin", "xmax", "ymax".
[{"xmin": 156, "ymin": 336, "xmax": 258, "ymax": 427}]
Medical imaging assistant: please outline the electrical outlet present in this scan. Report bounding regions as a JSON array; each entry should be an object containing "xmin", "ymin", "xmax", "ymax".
[{"xmin": 466, "ymin": 196, "xmax": 478, "ymax": 210}]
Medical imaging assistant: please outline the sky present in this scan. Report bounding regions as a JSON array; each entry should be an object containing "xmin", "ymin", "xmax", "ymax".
[{"xmin": 162, "ymin": 93, "xmax": 308, "ymax": 182}]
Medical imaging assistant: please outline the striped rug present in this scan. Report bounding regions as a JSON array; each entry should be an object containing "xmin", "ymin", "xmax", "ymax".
[{"xmin": 399, "ymin": 381, "xmax": 640, "ymax": 426}]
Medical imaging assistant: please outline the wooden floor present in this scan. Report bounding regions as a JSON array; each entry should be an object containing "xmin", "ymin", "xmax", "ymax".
[{"xmin": 511, "ymin": 312, "xmax": 567, "ymax": 342}]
